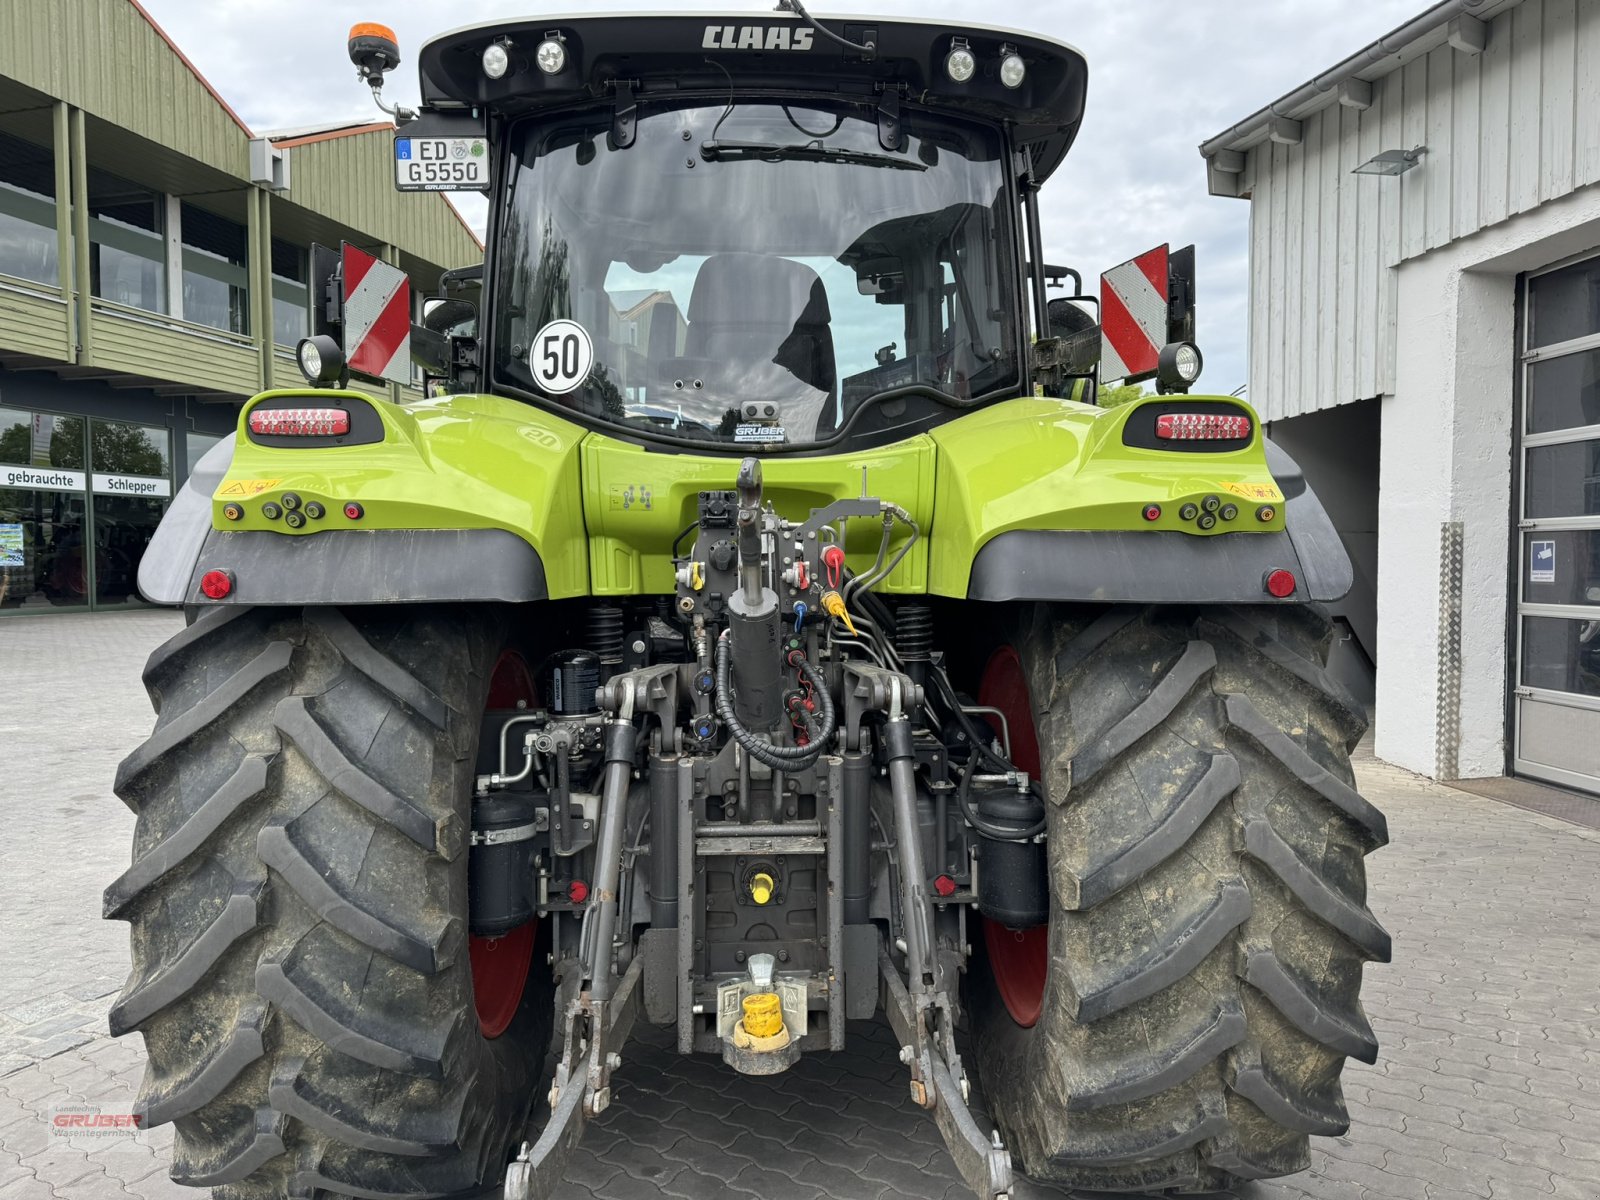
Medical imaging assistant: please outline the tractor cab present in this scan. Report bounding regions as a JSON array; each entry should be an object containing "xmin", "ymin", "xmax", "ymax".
[{"xmin": 361, "ymin": 12, "xmax": 1105, "ymax": 450}]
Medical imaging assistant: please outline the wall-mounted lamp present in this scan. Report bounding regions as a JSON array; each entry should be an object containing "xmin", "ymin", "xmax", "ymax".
[{"xmin": 1352, "ymin": 145, "xmax": 1428, "ymax": 176}]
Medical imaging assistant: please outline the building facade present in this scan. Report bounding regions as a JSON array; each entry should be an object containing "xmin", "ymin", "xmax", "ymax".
[
  {"xmin": 0, "ymin": 0, "xmax": 480, "ymax": 614},
  {"xmin": 1201, "ymin": 0, "xmax": 1600, "ymax": 797}
]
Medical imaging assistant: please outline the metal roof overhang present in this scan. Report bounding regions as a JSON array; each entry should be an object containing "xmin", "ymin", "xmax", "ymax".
[{"xmin": 1197, "ymin": 0, "xmax": 1527, "ymax": 197}]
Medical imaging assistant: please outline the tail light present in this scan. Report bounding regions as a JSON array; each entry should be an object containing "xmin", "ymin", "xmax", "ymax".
[
  {"xmin": 249, "ymin": 407, "xmax": 350, "ymax": 437},
  {"xmin": 1155, "ymin": 412, "xmax": 1252, "ymax": 441}
]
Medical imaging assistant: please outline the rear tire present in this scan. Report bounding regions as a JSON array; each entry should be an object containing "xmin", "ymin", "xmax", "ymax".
[
  {"xmin": 970, "ymin": 604, "xmax": 1390, "ymax": 1192},
  {"xmin": 106, "ymin": 605, "xmax": 554, "ymax": 1198}
]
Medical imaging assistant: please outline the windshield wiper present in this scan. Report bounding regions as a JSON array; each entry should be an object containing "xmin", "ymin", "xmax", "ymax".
[{"xmin": 700, "ymin": 139, "xmax": 927, "ymax": 171}]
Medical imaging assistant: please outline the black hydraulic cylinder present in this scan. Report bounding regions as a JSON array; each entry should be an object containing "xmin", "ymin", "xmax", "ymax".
[
  {"xmin": 726, "ymin": 591, "xmax": 783, "ymax": 729},
  {"xmin": 648, "ymin": 753, "xmax": 678, "ymax": 929},
  {"xmin": 841, "ymin": 750, "xmax": 872, "ymax": 924}
]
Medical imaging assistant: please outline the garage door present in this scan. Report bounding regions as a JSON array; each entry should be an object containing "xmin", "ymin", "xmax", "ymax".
[{"xmin": 1515, "ymin": 255, "xmax": 1600, "ymax": 795}]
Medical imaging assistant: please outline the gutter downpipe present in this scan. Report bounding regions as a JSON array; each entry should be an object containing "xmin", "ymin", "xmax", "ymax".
[{"xmin": 1198, "ymin": 0, "xmax": 1494, "ymax": 158}]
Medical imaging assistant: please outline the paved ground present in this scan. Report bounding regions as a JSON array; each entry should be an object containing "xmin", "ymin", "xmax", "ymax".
[{"xmin": 1, "ymin": 609, "xmax": 1597, "ymax": 1200}]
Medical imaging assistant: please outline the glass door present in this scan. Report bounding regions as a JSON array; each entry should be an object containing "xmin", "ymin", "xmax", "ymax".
[{"xmin": 1514, "ymin": 255, "xmax": 1600, "ymax": 795}]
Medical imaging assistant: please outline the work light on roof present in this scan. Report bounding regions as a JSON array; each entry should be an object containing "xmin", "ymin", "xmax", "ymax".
[
  {"xmin": 536, "ymin": 34, "xmax": 567, "ymax": 75},
  {"xmin": 999, "ymin": 46, "xmax": 1026, "ymax": 89},
  {"xmin": 482, "ymin": 41, "xmax": 510, "ymax": 80},
  {"xmin": 945, "ymin": 38, "xmax": 976, "ymax": 84}
]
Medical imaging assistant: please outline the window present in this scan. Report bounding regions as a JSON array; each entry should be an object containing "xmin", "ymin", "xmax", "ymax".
[
  {"xmin": 181, "ymin": 202, "xmax": 249, "ymax": 334},
  {"xmin": 0, "ymin": 129, "xmax": 58, "ymax": 287},
  {"xmin": 0, "ymin": 409, "xmax": 89, "ymax": 611},
  {"xmin": 495, "ymin": 100, "xmax": 1018, "ymax": 448},
  {"xmin": 185, "ymin": 431, "xmax": 223, "ymax": 480},
  {"xmin": 1528, "ymin": 258, "xmax": 1600, "ymax": 350},
  {"xmin": 0, "ymin": 408, "xmax": 85, "ymax": 469},
  {"xmin": 87, "ymin": 167, "xmax": 164, "ymax": 313},
  {"xmin": 271, "ymin": 237, "xmax": 309, "ymax": 346},
  {"xmin": 91, "ymin": 419, "xmax": 170, "ymax": 479},
  {"xmin": 89, "ymin": 419, "xmax": 170, "ymax": 608}
]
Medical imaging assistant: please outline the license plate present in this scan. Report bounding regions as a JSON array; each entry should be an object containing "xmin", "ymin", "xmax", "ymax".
[{"xmin": 394, "ymin": 136, "xmax": 490, "ymax": 191}]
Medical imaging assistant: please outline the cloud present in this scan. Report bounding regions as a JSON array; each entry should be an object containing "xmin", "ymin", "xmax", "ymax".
[{"xmin": 141, "ymin": 0, "xmax": 1425, "ymax": 399}]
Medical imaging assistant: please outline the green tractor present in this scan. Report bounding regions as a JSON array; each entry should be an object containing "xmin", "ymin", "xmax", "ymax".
[{"xmin": 109, "ymin": 6, "xmax": 1388, "ymax": 1198}]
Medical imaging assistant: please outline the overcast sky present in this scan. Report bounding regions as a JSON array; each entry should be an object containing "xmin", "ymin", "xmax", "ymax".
[{"xmin": 140, "ymin": 0, "xmax": 1427, "ymax": 397}]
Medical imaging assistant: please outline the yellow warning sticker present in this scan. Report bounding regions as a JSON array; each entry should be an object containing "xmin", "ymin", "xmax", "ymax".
[
  {"xmin": 216, "ymin": 478, "xmax": 281, "ymax": 497},
  {"xmin": 1221, "ymin": 480, "xmax": 1283, "ymax": 503}
]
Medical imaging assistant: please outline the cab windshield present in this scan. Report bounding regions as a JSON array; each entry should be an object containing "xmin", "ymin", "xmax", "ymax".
[{"xmin": 493, "ymin": 99, "xmax": 1020, "ymax": 448}]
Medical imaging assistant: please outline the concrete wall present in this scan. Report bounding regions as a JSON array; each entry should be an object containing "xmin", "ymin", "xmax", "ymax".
[{"xmin": 1378, "ymin": 180, "xmax": 1600, "ymax": 779}]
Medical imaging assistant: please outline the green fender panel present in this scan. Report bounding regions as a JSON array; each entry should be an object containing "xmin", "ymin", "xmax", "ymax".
[
  {"xmin": 205, "ymin": 389, "xmax": 591, "ymax": 599},
  {"xmin": 925, "ymin": 395, "xmax": 1289, "ymax": 597}
]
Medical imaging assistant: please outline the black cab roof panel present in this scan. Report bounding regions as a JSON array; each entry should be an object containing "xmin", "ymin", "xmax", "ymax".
[{"xmin": 417, "ymin": 11, "xmax": 1088, "ymax": 180}]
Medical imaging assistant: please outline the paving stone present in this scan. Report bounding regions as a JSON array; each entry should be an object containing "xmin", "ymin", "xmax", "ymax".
[{"xmin": 0, "ymin": 1175, "xmax": 55, "ymax": 1200}]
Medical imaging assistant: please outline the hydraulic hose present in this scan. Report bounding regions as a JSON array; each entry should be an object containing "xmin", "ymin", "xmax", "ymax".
[
  {"xmin": 955, "ymin": 756, "xmax": 1047, "ymax": 842},
  {"xmin": 715, "ymin": 635, "xmax": 835, "ymax": 772},
  {"xmin": 929, "ymin": 661, "xmax": 1047, "ymax": 842}
]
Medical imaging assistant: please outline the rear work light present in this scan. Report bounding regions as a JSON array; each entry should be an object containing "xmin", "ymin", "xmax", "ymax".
[
  {"xmin": 1155, "ymin": 412, "xmax": 1253, "ymax": 441},
  {"xmin": 249, "ymin": 408, "xmax": 350, "ymax": 437}
]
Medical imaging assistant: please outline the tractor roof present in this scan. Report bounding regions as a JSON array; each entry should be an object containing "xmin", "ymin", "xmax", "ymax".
[{"xmin": 417, "ymin": 11, "xmax": 1087, "ymax": 181}]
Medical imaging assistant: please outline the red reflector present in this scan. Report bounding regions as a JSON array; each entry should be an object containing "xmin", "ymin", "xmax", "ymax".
[
  {"xmin": 568, "ymin": 880, "xmax": 589, "ymax": 904},
  {"xmin": 1264, "ymin": 569, "xmax": 1297, "ymax": 598},
  {"xmin": 343, "ymin": 502, "xmax": 364, "ymax": 520},
  {"xmin": 199, "ymin": 569, "xmax": 233, "ymax": 600},
  {"xmin": 1142, "ymin": 504, "xmax": 1162, "ymax": 522},
  {"xmin": 933, "ymin": 874, "xmax": 958, "ymax": 898},
  {"xmin": 1156, "ymin": 412, "xmax": 1253, "ymax": 441},
  {"xmin": 249, "ymin": 407, "xmax": 350, "ymax": 437}
]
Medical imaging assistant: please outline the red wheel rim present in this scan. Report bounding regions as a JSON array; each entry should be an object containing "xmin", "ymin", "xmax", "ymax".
[
  {"xmin": 469, "ymin": 650, "xmax": 539, "ymax": 1039},
  {"xmin": 977, "ymin": 645, "xmax": 1049, "ymax": 1029}
]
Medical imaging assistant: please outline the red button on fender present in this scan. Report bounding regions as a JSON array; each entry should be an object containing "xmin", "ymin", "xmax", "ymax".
[
  {"xmin": 1263, "ymin": 568, "xmax": 1297, "ymax": 598},
  {"xmin": 199, "ymin": 569, "xmax": 233, "ymax": 600}
]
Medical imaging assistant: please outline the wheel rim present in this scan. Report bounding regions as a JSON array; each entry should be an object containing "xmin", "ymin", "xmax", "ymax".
[
  {"xmin": 978, "ymin": 644, "xmax": 1049, "ymax": 1029},
  {"xmin": 469, "ymin": 649, "xmax": 538, "ymax": 1039}
]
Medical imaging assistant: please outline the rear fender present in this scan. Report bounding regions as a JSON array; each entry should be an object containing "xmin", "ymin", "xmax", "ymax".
[
  {"xmin": 137, "ymin": 389, "xmax": 589, "ymax": 606},
  {"xmin": 929, "ymin": 396, "xmax": 1352, "ymax": 604}
]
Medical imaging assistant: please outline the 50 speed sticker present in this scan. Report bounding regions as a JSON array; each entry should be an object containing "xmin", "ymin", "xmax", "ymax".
[{"xmin": 530, "ymin": 320, "xmax": 594, "ymax": 395}]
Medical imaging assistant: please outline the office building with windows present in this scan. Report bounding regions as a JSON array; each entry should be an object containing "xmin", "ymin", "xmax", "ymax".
[{"xmin": 0, "ymin": 0, "xmax": 479, "ymax": 613}]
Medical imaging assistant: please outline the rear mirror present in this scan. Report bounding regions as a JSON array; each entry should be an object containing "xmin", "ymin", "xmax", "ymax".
[
  {"xmin": 423, "ymin": 297, "xmax": 476, "ymax": 337},
  {"xmin": 1046, "ymin": 297, "xmax": 1100, "ymax": 377},
  {"xmin": 412, "ymin": 297, "xmax": 478, "ymax": 381},
  {"xmin": 855, "ymin": 256, "xmax": 904, "ymax": 299}
]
